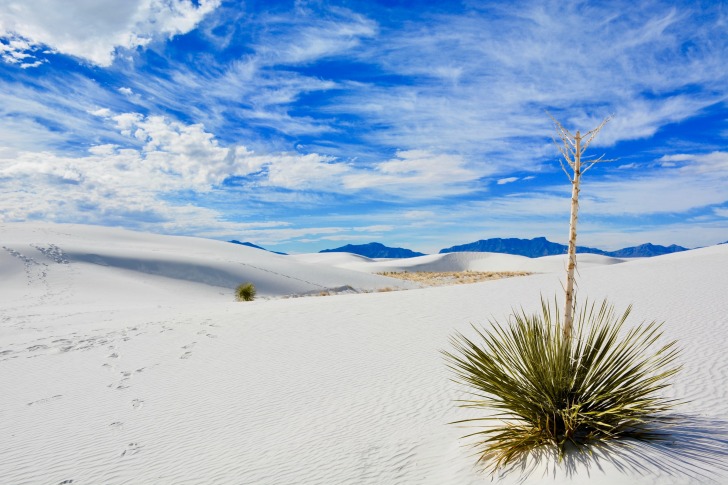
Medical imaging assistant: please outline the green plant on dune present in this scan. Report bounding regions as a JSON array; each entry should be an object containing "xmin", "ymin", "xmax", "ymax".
[
  {"xmin": 443, "ymin": 297, "xmax": 681, "ymax": 472},
  {"xmin": 235, "ymin": 282, "xmax": 256, "ymax": 301},
  {"xmin": 444, "ymin": 116, "xmax": 682, "ymax": 474}
]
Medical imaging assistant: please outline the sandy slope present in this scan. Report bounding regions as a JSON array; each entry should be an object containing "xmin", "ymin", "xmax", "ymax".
[
  {"xmin": 1, "ymin": 223, "xmax": 727, "ymax": 485},
  {"xmin": 0, "ymin": 223, "xmax": 420, "ymax": 304},
  {"xmin": 292, "ymin": 250, "xmax": 627, "ymax": 274}
]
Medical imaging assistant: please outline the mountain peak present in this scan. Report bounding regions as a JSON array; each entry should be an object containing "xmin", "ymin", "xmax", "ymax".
[
  {"xmin": 440, "ymin": 237, "xmax": 688, "ymax": 258},
  {"xmin": 320, "ymin": 242, "xmax": 425, "ymax": 259}
]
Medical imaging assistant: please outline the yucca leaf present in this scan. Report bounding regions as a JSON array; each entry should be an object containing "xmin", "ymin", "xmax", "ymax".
[{"xmin": 443, "ymin": 297, "xmax": 682, "ymax": 474}]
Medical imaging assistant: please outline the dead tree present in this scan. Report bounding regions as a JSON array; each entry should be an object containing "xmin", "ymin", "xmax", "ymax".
[{"xmin": 551, "ymin": 115, "xmax": 612, "ymax": 339}]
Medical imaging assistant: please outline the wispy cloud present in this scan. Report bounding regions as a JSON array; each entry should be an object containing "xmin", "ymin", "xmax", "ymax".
[{"xmin": 343, "ymin": 150, "xmax": 485, "ymax": 197}]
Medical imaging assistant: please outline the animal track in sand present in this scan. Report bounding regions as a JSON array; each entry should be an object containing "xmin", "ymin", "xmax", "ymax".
[
  {"xmin": 58, "ymin": 480, "xmax": 74, "ymax": 484},
  {"xmin": 131, "ymin": 399, "xmax": 144, "ymax": 410}
]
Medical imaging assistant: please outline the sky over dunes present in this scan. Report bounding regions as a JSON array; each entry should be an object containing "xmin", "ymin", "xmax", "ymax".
[{"xmin": 1, "ymin": 0, "xmax": 727, "ymax": 253}]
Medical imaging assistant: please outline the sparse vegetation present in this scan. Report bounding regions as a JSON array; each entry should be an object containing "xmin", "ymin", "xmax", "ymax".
[
  {"xmin": 444, "ymin": 115, "xmax": 683, "ymax": 475},
  {"xmin": 378, "ymin": 270, "xmax": 530, "ymax": 287},
  {"xmin": 235, "ymin": 282, "xmax": 256, "ymax": 301},
  {"xmin": 443, "ymin": 298, "xmax": 681, "ymax": 473}
]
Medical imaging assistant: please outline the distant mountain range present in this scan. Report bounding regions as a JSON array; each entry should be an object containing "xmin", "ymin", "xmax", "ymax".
[
  {"xmin": 316, "ymin": 237, "xmax": 691, "ymax": 259},
  {"xmin": 439, "ymin": 237, "xmax": 689, "ymax": 258},
  {"xmin": 233, "ymin": 236, "xmax": 697, "ymax": 259},
  {"xmin": 320, "ymin": 242, "xmax": 425, "ymax": 259},
  {"xmin": 229, "ymin": 240, "xmax": 288, "ymax": 255}
]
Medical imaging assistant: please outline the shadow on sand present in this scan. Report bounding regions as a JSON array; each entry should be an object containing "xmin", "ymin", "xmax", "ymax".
[{"xmin": 493, "ymin": 415, "xmax": 728, "ymax": 483}]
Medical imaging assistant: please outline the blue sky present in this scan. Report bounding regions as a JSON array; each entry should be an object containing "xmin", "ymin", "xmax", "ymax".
[{"xmin": 1, "ymin": 0, "xmax": 727, "ymax": 254}]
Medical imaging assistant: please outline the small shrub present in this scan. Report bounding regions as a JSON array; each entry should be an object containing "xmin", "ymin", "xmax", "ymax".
[
  {"xmin": 235, "ymin": 282, "xmax": 256, "ymax": 302},
  {"xmin": 443, "ymin": 297, "xmax": 681, "ymax": 473}
]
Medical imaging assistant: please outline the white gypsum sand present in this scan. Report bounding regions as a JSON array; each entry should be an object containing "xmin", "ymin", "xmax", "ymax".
[{"xmin": 1, "ymin": 223, "xmax": 727, "ymax": 484}]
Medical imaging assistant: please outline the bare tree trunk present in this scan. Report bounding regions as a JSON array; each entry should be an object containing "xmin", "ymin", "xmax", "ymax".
[
  {"xmin": 550, "ymin": 115, "xmax": 612, "ymax": 340},
  {"xmin": 563, "ymin": 131, "xmax": 581, "ymax": 339}
]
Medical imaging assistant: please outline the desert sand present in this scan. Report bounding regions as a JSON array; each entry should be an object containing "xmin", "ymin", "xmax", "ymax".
[{"xmin": 1, "ymin": 223, "xmax": 727, "ymax": 484}]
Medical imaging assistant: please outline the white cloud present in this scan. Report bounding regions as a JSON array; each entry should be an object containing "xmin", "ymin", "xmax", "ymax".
[
  {"xmin": 0, "ymin": 111, "xmax": 482, "ymax": 235},
  {"xmin": 343, "ymin": 150, "xmax": 483, "ymax": 196},
  {"xmin": 0, "ymin": 112, "xmax": 257, "ymax": 231},
  {"xmin": 0, "ymin": 0, "xmax": 221, "ymax": 67},
  {"xmin": 402, "ymin": 210, "xmax": 436, "ymax": 220},
  {"xmin": 89, "ymin": 108, "xmax": 112, "ymax": 117},
  {"xmin": 252, "ymin": 7, "xmax": 377, "ymax": 65},
  {"xmin": 497, "ymin": 177, "xmax": 519, "ymax": 185},
  {"xmin": 263, "ymin": 153, "xmax": 347, "ymax": 190},
  {"xmin": 660, "ymin": 151, "xmax": 728, "ymax": 174}
]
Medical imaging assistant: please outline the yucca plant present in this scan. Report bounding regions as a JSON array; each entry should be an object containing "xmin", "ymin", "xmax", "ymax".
[
  {"xmin": 443, "ymin": 297, "xmax": 681, "ymax": 473},
  {"xmin": 235, "ymin": 282, "xmax": 256, "ymax": 301}
]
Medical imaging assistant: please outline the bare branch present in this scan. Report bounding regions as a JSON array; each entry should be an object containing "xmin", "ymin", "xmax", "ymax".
[
  {"xmin": 582, "ymin": 157, "xmax": 618, "ymax": 174},
  {"xmin": 559, "ymin": 158, "xmax": 573, "ymax": 180},
  {"xmin": 547, "ymin": 112, "xmax": 576, "ymax": 147},
  {"xmin": 581, "ymin": 115, "xmax": 613, "ymax": 152},
  {"xmin": 556, "ymin": 143, "xmax": 575, "ymax": 165}
]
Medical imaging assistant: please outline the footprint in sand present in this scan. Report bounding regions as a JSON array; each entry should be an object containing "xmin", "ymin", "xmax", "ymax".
[
  {"xmin": 120, "ymin": 442, "xmax": 142, "ymax": 457},
  {"xmin": 197, "ymin": 330, "xmax": 218, "ymax": 339},
  {"xmin": 112, "ymin": 371, "xmax": 133, "ymax": 390},
  {"xmin": 109, "ymin": 421, "xmax": 124, "ymax": 429},
  {"xmin": 131, "ymin": 399, "xmax": 144, "ymax": 410},
  {"xmin": 115, "ymin": 381, "xmax": 130, "ymax": 390},
  {"xmin": 58, "ymin": 480, "xmax": 74, "ymax": 484},
  {"xmin": 27, "ymin": 344, "xmax": 49, "ymax": 352},
  {"xmin": 180, "ymin": 341, "xmax": 196, "ymax": 359}
]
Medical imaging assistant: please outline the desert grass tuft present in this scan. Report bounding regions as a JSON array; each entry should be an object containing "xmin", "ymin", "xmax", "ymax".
[
  {"xmin": 443, "ymin": 297, "xmax": 681, "ymax": 473},
  {"xmin": 235, "ymin": 282, "xmax": 257, "ymax": 301}
]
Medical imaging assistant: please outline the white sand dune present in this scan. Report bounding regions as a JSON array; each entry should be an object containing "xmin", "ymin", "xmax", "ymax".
[
  {"xmin": 297, "ymin": 250, "xmax": 626, "ymax": 274},
  {"xmin": 2, "ymin": 223, "xmax": 727, "ymax": 485},
  {"xmin": 1, "ymin": 223, "xmax": 420, "ymax": 306}
]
